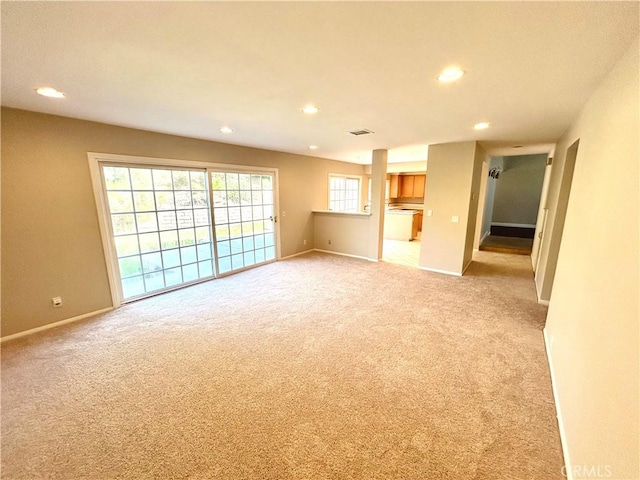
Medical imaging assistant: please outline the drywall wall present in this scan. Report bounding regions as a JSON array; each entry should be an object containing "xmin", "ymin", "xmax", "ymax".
[
  {"xmin": 1, "ymin": 108, "xmax": 363, "ymax": 336},
  {"xmin": 544, "ymin": 37, "xmax": 639, "ymax": 479},
  {"xmin": 492, "ymin": 154, "xmax": 547, "ymax": 226},
  {"xmin": 531, "ymin": 161, "xmax": 553, "ymax": 270},
  {"xmin": 481, "ymin": 157, "xmax": 503, "ymax": 239},
  {"xmin": 386, "ymin": 162, "xmax": 427, "ymax": 174},
  {"xmin": 473, "ymin": 158, "xmax": 490, "ymax": 250},
  {"xmin": 463, "ymin": 144, "xmax": 485, "ymax": 269},
  {"xmin": 419, "ymin": 141, "xmax": 479, "ymax": 275},
  {"xmin": 368, "ymin": 150, "xmax": 387, "ymax": 261},
  {"xmin": 536, "ymin": 141, "xmax": 580, "ymax": 301},
  {"xmin": 363, "ymin": 161, "xmax": 427, "ymax": 175},
  {"xmin": 313, "ymin": 212, "xmax": 370, "ymax": 258}
]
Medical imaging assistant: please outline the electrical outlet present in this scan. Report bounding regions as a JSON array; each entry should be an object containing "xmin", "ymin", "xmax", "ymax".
[
  {"xmin": 52, "ymin": 297, "xmax": 62, "ymax": 307},
  {"xmin": 328, "ymin": 239, "xmax": 332, "ymax": 245},
  {"xmin": 303, "ymin": 239, "xmax": 307, "ymax": 245}
]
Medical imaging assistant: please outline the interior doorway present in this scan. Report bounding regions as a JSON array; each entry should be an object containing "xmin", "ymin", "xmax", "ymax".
[
  {"xmin": 477, "ymin": 154, "xmax": 548, "ymax": 256},
  {"xmin": 381, "ymin": 168, "xmax": 427, "ymax": 268},
  {"xmin": 534, "ymin": 139, "xmax": 580, "ymax": 297},
  {"xmin": 531, "ymin": 159, "xmax": 554, "ymax": 270}
]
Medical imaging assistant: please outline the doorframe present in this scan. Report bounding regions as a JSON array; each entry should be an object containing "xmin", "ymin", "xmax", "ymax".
[
  {"xmin": 206, "ymin": 167, "xmax": 281, "ymax": 278},
  {"xmin": 532, "ymin": 158, "xmax": 553, "ymax": 271},
  {"xmin": 534, "ymin": 139, "xmax": 580, "ymax": 303},
  {"xmin": 87, "ymin": 152, "xmax": 281, "ymax": 308}
]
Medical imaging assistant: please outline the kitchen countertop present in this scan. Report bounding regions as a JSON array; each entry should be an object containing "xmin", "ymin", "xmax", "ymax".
[
  {"xmin": 385, "ymin": 209, "xmax": 418, "ymax": 215},
  {"xmin": 312, "ymin": 210, "xmax": 371, "ymax": 216},
  {"xmin": 388, "ymin": 203, "xmax": 424, "ymax": 210}
]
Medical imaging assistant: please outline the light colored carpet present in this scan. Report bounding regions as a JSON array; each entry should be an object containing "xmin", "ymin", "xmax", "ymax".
[{"xmin": 1, "ymin": 251, "xmax": 564, "ymax": 479}]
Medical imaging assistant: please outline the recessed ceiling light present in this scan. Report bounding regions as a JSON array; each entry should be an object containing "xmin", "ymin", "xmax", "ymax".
[
  {"xmin": 308, "ymin": 145, "xmax": 318, "ymax": 150},
  {"xmin": 35, "ymin": 87, "xmax": 65, "ymax": 98},
  {"xmin": 473, "ymin": 122, "xmax": 490, "ymax": 130},
  {"xmin": 437, "ymin": 67, "xmax": 465, "ymax": 83},
  {"xmin": 220, "ymin": 126, "xmax": 233, "ymax": 134},
  {"xmin": 302, "ymin": 105, "xmax": 319, "ymax": 114}
]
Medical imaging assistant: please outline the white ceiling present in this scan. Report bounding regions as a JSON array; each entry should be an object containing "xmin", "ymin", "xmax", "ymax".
[{"xmin": 2, "ymin": 2, "xmax": 638, "ymax": 164}]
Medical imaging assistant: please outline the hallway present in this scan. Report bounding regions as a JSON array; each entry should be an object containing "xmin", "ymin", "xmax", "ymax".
[{"xmin": 480, "ymin": 235, "xmax": 533, "ymax": 255}]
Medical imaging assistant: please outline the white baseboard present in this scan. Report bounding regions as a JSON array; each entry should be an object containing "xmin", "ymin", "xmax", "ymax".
[
  {"xmin": 1, "ymin": 307, "xmax": 114, "ymax": 343},
  {"xmin": 281, "ymin": 249, "xmax": 314, "ymax": 260},
  {"xmin": 543, "ymin": 328, "xmax": 572, "ymax": 480},
  {"xmin": 491, "ymin": 222, "xmax": 536, "ymax": 228},
  {"xmin": 313, "ymin": 249, "xmax": 369, "ymax": 261},
  {"xmin": 418, "ymin": 266, "xmax": 462, "ymax": 277}
]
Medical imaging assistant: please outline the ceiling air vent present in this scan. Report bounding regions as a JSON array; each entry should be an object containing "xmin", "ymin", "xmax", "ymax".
[{"xmin": 349, "ymin": 129, "xmax": 374, "ymax": 136}]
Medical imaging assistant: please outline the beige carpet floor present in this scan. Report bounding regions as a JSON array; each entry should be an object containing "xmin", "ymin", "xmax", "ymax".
[{"xmin": 1, "ymin": 251, "xmax": 564, "ymax": 479}]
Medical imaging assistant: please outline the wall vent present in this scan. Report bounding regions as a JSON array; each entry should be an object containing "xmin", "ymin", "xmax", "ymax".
[{"xmin": 349, "ymin": 129, "xmax": 374, "ymax": 136}]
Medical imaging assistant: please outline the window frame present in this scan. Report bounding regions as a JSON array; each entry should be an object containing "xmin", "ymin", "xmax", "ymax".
[
  {"xmin": 88, "ymin": 152, "xmax": 280, "ymax": 308},
  {"xmin": 327, "ymin": 173, "xmax": 362, "ymax": 213}
]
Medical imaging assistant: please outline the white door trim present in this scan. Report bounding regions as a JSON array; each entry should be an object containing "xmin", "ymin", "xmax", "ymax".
[{"xmin": 206, "ymin": 167, "xmax": 282, "ymax": 276}]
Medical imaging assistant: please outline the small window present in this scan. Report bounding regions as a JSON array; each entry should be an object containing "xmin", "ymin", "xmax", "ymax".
[{"xmin": 328, "ymin": 174, "xmax": 361, "ymax": 212}]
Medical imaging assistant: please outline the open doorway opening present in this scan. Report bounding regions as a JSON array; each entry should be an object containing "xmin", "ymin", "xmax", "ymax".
[
  {"xmin": 381, "ymin": 164, "xmax": 427, "ymax": 267},
  {"xmin": 534, "ymin": 139, "xmax": 580, "ymax": 300},
  {"xmin": 478, "ymin": 154, "xmax": 548, "ymax": 255}
]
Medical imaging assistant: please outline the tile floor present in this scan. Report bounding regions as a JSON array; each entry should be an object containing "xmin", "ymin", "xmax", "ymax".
[
  {"xmin": 383, "ymin": 233, "xmax": 535, "ymax": 268},
  {"xmin": 382, "ymin": 238, "xmax": 421, "ymax": 267}
]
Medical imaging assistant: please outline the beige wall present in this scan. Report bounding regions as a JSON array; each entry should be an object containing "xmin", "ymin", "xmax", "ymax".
[
  {"xmin": 492, "ymin": 154, "xmax": 547, "ymax": 226},
  {"xmin": 473, "ymin": 158, "xmax": 490, "ymax": 250},
  {"xmin": 313, "ymin": 213, "xmax": 370, "ymax": 258},
  {"xmin": 530, "ymin": 161, "xmax": 553, "ymax": 270},
  {"xmin": 543, "ymin": 37, "xmax": 639, "ymax": 479},
  {"xmin": 419, "ymin": 141, "xmax": 480, "ymax": 275},
  {"xmin": 1, "ymin": 108, "xmax": 363, "ymax": 336},
  {"xmin": 367, "ymin": 150, "xmax": 387, "ymax": 261},
  {"xmin": 363, "ymin": 161, "xmax": 427, "ymax": 175},
  {"xmin": 479, "ymin": 157, "xmax": 503, "ymax": 241},
  {"xmin": 463, "ymin": 144, "xmax": 485, "ymax": 269}
]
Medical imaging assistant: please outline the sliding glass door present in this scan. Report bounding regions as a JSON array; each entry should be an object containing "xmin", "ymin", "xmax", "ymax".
[
  {"xmin": 210, "ymin": 170, "xmax": 277, "ymax": 275},
  {"xmin": 95, "ymin": 157, "xmax": 280, "ymax": 304},
  {"xmin": 102, "ymin": 165, "xmax": 214, "ymax": 301}
]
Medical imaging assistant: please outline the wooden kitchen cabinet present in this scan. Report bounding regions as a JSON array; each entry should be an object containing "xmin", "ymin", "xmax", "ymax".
[
  {"xmin": 398, "ymin": 174, "xmax": 426, "ymax": 198},
  {"xmin": 411, "ymin": 212, "xmax": 421, "ymax": 239},
  {"xmin": 413, "ymin": 175, "xmax": 426, "ymax": 198},
  {"xmin": 389, "ymin": 174, "xmax": 399, "ymax": 198},
  {"xmin": 399, "ymin": 175, "xmax": 414, "ymax": 198}
]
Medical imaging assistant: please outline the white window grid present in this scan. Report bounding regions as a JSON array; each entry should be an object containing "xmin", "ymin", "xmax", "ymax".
[
  {"xmin": 102, "ymin": 165, "xmax": 214, "ymax": 300},
  {"xmin": 328, "ymin": 174, "xmax": 361, "ymax": 212}
]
